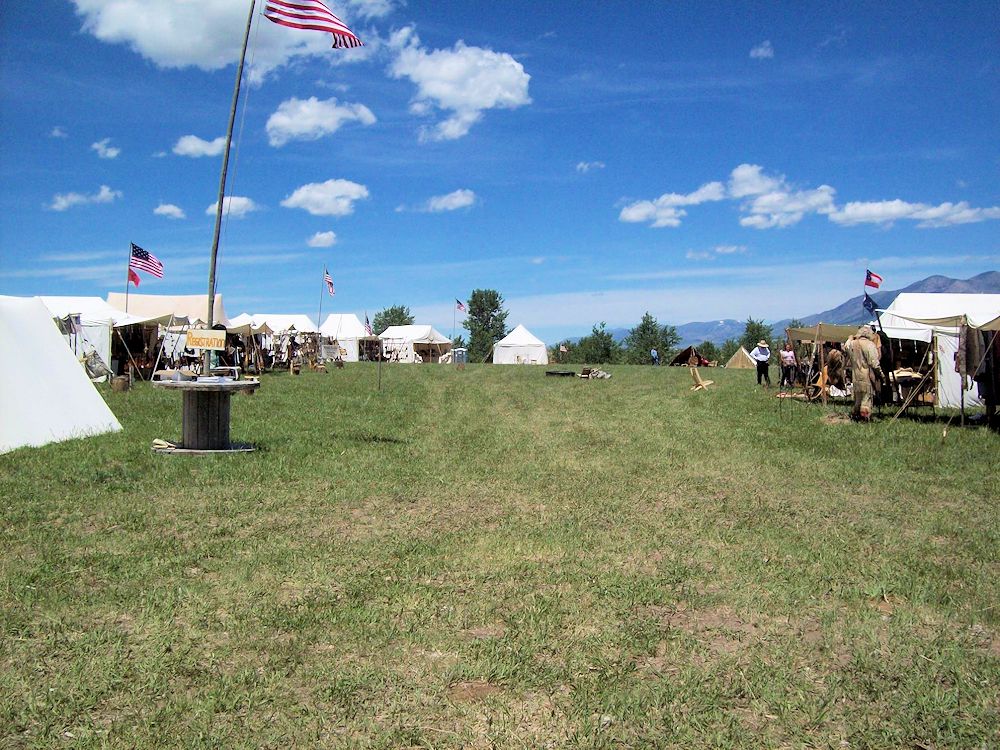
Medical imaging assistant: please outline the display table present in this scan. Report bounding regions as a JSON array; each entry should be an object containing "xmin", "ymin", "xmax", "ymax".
[{"xmin": 151, "ymin": 378, "xmax": 260, "ymax": 452}]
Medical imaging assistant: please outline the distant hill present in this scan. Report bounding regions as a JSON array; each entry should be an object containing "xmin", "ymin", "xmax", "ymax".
[{"xmin": 582, "ymin": 272, "xmax": 999, "ymax": 347}]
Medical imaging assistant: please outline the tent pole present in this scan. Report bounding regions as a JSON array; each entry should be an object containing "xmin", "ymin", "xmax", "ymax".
[{"xmin": 151, "ymin": 314, "xmax": 174, "ymax": 376}]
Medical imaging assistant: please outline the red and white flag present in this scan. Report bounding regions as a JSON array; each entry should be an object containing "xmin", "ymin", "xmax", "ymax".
[
  {"xmin": 263, "ymin": 0, "xmax": 364, "ymax": 48},
  {"xmin": 455, "ymin": 298, "xmax": 466, "ymax": 312},
  {"xmin": 864, "ymin": 269, "xmax": 883, "ymax": 289},
  {"xmin": 364, "ymin": 313, "xmax": 373, "ymax": 336},
  {"xmin": 128, "ymin": 268, "xmax": 141, "ymax": 287},
  {"xmin": 323, "ymin": 267, "xmax": 335, "ymax": 296}
]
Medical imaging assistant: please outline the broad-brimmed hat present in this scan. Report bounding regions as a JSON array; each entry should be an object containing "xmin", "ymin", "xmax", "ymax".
[{"xmin": 757, "ymin": 340, "xmax": 768, "ymax": 348}]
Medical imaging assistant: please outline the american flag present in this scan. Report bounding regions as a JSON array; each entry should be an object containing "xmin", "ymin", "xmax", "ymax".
[
  {"xmin": 364, "ymin": 314, "xmax": 373, "ymax": 336},
  {"xmin": 263, "ymin": 0, "xmax": 364, "ymax": 49},
  {"xmin": 129, "ymin": 243, "xmax": 164, "ymax": 278},
  {"xmin": 864, "ymin": 269, "xmax": 883, "ymax": 289},
  {"xmin": 324, "ymin": 267, "xmax": 335, "ymax": 296},
  {"xmin": 455, "ymin": 298, "xmax": 466, "ymax": 312}
]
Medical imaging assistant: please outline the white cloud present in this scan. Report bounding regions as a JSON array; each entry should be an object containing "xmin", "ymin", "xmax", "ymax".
[
  {"xmin": 389, "ymin": 30, "xmax": 531, "ymax": 141},
  {"xmin": 154, "ymin": 203, "xmax": 185, "ymax": 219},
  {"xmin": 345, "ymin": 0, "xmax": 397, "ymax": 19},
  {"xmin": 173, "ymin": 135, "xmax": 226, "ymax": 158},
  {"xmin": 280, "ymin": 179, "xmax": 369, "ymax": 216},
  {"xmin": 728, "ymin": 164, "xmax": 783, "ymax": 198},
  {"xmin": 266, "ymin": 97, "xmax": 376, "ymax": 147},
  {"xmin": 829, "ymin": 200, "xmax": 1000, "ymax": 228},
  {"xmin": 576, "ymin": 161, "xmax": 605, "ymax": 173},
  {"xmin": 686, "ymin": 250, "xmax": 713, "ymax": 260},
  {"xmin": 91, "ymin": 138, "xmax": 121, "ymax": 159},
  {"xmin": 50, "ymin": 126, "xmax": 68, "ymax": 138},
  {"xmin": 205, "ymin": 196, "xmax": 260, "ymax": 218},
  {"xmin": 425, "ymin": 189, "xmax": 477, "ymax": 213},
  {"xmin": 618, "ymin": 181, "xmax": 726, "ymax": 228},
  {"xmin": 739, "ymin": 184, "xmax": 837, "ymax": 229},
  {"xmin": 69, "ymin": 0, "xmax": 372, "ymax": 81},
  {"xmin": 750, "ymin": 40, "xmax": 774, "ymax": 59},
  {"xmin": 686, "ymin": 245, "xmax": 747, "ymax": 261},
  {"xmin": 48, "ymin": 185, "xmax": 122, "ymax": 211},
  {"xmin": 307, "ymin": 231, "xmax": 337, "ymax": 247}
]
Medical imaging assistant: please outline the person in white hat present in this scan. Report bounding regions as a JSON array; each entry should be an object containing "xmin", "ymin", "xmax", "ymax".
[{"xmin": 749, "ymin": 339, "xmax": 771, "ymax": 387}]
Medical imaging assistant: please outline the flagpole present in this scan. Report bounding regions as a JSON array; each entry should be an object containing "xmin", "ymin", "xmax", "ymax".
[
  {"xmin": 317, "ymin": 267, "xmax": 325, "ymax": 331},
  {"xmin": 124, "ymin": 242, "xmax": 132, "ymax": 314},
  {"xmin": 204, "ymin": 0, "xmax": 256, "ymax": 373}
]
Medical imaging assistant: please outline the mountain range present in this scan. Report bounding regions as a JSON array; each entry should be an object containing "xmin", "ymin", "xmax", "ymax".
[{"xmin": 606, "ymin": 271, "xmax": 1000, "ymax": 346}]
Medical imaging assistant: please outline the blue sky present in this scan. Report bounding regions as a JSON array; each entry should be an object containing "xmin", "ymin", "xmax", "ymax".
[{"xmin": 1, "ymin": 1, "xmax": 998, "ymax": 343}]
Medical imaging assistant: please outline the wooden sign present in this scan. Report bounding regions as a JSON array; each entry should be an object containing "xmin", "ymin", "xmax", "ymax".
[{"xmin": 186, "ymin": 329, "xmax": 227, "ymax": 350}]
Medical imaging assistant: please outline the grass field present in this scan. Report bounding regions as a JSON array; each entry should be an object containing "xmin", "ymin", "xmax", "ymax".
[{"xmin": 2, "ymin": 364, "xmax": 998, "ymax": 749}]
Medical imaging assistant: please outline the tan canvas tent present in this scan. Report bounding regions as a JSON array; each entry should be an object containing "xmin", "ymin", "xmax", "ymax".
[
  {"xmin": 107, "ymin": 292, "xmax": 228, "ymax": 326},
  {"xmin": 319, "ymin": 313, "xmax": 376, "ymax": 362},
  {"xmin": 724, "ymin": 346, "xmax": 755, "ymax": 369},
  {"xmin": 1, "ymin": 296, "xmax": 121, "ymax": 453}
]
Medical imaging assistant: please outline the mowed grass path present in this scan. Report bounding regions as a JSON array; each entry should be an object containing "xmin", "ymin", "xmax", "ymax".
[{"xmin": 2, "ymin": 365, "xmax": 998, "ymax": 748}]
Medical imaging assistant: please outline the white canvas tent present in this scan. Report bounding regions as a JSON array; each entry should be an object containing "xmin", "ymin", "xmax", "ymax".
[
  {"xmin": 879, "ymin": 293, "xmax": 1000, "ymax": 410},
  {"xmin": 493, "ymin": 324, "xmax": 548, "ymax": 364},
  {"xmin": 107, "ymin": 292, "xmax": 228, "ymax": 326},
  {"xmin": 724, "ymin": 346, "xmax": 755, "ymax": 369},
  {"xmin": 1, "ymin": 296, "xmax": 122, "ymax": 454},
  {"xmin": 39, "ymin": 296, "xmax": 170, "ymax": 370},
  {"xmin": 379, "ymin": 325, "xmax": 452, "ymax": 363},
  {"xmin": 319, "ymin": 313, "xmax": 375, "ymax": 362}
]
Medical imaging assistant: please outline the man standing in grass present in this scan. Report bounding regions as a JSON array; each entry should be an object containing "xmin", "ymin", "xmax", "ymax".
[
  {"xmin": 844, "ymin": 326, "xmax": 884, "ymax": 421},
  {"xmin": 650, "ymin": 347, "xmax": 659, "ymax": 366},
  {"xmin": 750, "ymin": 339, "xmax": 771, "ymax": 387}
]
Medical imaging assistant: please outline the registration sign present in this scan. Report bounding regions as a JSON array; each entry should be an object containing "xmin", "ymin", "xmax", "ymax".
[{"xmin": 186, "ymin": 329, "xmax": 227, "ymax": 350}]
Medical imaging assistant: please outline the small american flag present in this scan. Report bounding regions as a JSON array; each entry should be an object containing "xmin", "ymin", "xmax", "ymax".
[
  {"xmin": 455, "ymin": 298, "xmax": 466, "ymax": 312},
  {"xmin": 324, "ymin": 267, "xmax": 335, "ymax": 296},
  {"xmin": 364, "ymin": 314, "xmax": 373, "ymax": 336},
  {"xmin": 263, "ymin": 0, "xmax": 364, "ymax": 49},
  {"xmin": 129, "ymin": 243, "xmax": 164, "ymax": 278}
]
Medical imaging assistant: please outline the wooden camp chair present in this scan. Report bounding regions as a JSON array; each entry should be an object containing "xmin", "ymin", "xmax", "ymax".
[{"xmin": 690, "ymin": 366, "xmax": 714, "ymax": 391}]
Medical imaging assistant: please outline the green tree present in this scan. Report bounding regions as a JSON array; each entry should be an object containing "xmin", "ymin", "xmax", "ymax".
[
  {"xmin": 719, "ymin": 338, "xmax": 740, "ymax": 364},
  {"xmin": 452, "ymin": 334, "xmax": 467, "ymax": 349},
  {"xmin": 622, "ymin": 311, "xmax": 680, "ymax": 364},
  {"xmin": 372, "ymin": 305, "xmax": 413, "ymax": 334},
  {"xmin": 740, "ymin": 316, "xmax": 773, "ymax": 353},
  {"xmin": 697, "ymin": 340, "xmax": 720, "ymax": 363},
  {"xmin": 463, "ymin": 289, "xmax": 509, "ymax": 363},
  {"xmin": 572, "ymin": 323, "xmax": 622, "ymax": 364}
]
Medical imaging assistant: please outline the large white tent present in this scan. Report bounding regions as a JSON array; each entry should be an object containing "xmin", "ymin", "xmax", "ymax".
[
  {"xmin": 380, "ymin": 325, "xmax": 452, "ymax": 363},
  {"xmin": 319, "ymin": 313, "xmax": 375, "ymax": 362},
  {"xmin": 879, "ymin": 293, "xmax": 1000, "ymax": 410},
  {"xmin": 493, "ymin": 324, "xmax": 548, "ymax": 364},
  {"xmin": 1, "ymin": 296, "xmax": 122, "ymax": 454}
]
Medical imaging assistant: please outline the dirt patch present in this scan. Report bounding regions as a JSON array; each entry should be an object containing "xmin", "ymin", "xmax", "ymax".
[
  {"xmin": 463, "ymin": 623, "xmax": 506, "ymax": 640},
  {"xmin": 448, "ymin": 680, "xmax": 502, "ymax": 703},
  {"xmin": 969, "ymin": 624, "xmax": 1000, "ymax": 657},
  {"xmin": 821, "ymin": 413, "xmax": 852, "ymax": 425}
]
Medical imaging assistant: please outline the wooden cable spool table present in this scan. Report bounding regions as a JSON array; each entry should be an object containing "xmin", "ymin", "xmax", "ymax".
[{"xmin": 151, "ymin": 378, "xmax": 260, "ymax": 453}]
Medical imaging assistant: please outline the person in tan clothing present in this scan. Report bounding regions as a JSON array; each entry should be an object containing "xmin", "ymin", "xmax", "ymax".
[{"xmin": 844, "ymin": 325, "xmax": 883, "ymax": 421}]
